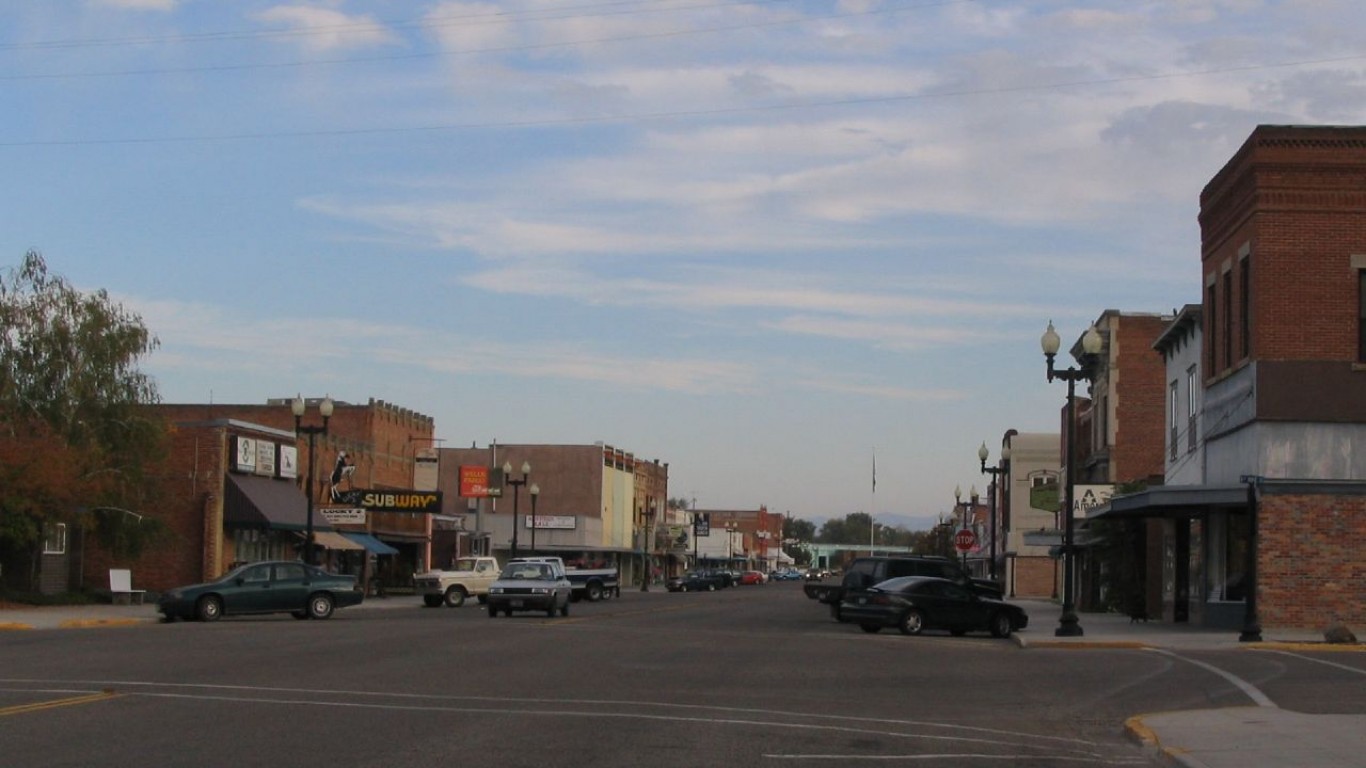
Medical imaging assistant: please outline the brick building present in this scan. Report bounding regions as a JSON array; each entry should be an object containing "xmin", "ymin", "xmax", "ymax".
[
  {"xmin": 79, "ymin": 397, "xmax": 435, "ymax": 594},
  {"xmin": 433, "ymin": 443, "xmax": 669, "ymax": 588},
  {"xmin": 1101, "ymin": 125, "xmax": 1366, "ymax": 631}
]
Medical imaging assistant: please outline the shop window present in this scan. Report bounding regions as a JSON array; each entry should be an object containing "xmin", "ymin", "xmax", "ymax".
[{"xmin": 1207, "ymin": 511, "xmax": 1249, "ymax": 602}]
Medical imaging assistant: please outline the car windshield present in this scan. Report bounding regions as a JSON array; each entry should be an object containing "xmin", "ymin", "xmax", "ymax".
[{"xmin": 503, "ymin": 564, "xmax": 552, "ymax": 580}]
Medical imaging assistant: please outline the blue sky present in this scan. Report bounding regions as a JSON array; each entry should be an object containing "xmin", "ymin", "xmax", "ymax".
[{"xmin": 4, "ymin": 0, "xmax": 1363, "ymax": 530}]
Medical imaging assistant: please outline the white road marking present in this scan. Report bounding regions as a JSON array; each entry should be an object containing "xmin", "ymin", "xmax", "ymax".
[
  {"xmin": 1263, "ymin": 650, "xmax": 1366, "ymax": 676},
  {"xmin": 1147, "ymin": 649, "xmax": 1276, "ymax": 708}
]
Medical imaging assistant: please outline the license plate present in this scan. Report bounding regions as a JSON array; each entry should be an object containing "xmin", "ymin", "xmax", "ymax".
[{"xmin": 510, "ymin": 600, "xmax": 523, "ymax": 608}]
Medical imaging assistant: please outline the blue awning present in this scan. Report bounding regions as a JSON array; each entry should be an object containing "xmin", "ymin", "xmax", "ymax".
[{"xmin": 340, "ymin": 532, "xmax": 400, "ymax": 555}]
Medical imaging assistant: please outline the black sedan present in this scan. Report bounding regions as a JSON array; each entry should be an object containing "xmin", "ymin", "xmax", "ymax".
[
  {"xmin": 158, "ymin": 560, "xmax": 364, "ymax": 622},
  {"xmin": 666, "ymin": 570, "xmax": 725, "ymax": 592},
  {"xmin": 838, "ymin": 576, "xmax": 1028, "ymax": 638}
]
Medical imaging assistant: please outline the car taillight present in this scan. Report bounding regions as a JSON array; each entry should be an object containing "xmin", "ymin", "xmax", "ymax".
[{"xmin": 868, "ymin": 594, "xmax": 894, "ymax": 606}]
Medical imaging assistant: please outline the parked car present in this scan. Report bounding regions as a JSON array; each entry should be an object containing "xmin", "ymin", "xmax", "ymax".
[
  {"xmin": 739, "ymin": 570, "xmax": 766, "ymax": 585},
  {"xmin": 158, "ymin": 560, "xmax": 364, "ymax": 622},
  {"xmin": 487, "ymin": 560, "xmax": 572, "ymax": 618},
  {"xmin": 666, "ymin": 570, "xmax": 725, "ymax": 592},
  {"xmin": 838, "ymin": 576, "xmax": 1028, "ymax": 638}
]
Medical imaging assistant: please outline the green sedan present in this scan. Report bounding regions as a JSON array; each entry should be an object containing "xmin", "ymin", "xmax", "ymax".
[{"xmin": 158, "ymin": 561, "xmax": 364, "ymax": 622}]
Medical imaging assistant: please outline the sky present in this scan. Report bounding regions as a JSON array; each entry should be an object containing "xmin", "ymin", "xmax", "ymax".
[{"xmin": 3, "ymin": 0, "xmax": 1364, "ymax": 532}]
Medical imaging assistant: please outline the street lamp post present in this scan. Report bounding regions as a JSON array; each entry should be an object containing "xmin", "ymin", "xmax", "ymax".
[
  {"xmin": 640, "ymin": 500, "xmax": 655, "ymax": 592},
  {"xmin": 1041, "ymin": 320, "xmax": 1103, "ymax": 638},
  {"xmin": 528, "ymin": 483, "xmax": 540, "ymax": 556},
  {"xmin": 503, "ymin": 460, "xmax": 531, "ymax": 560},
  {"xmin": 292, "ymin": 394, "xmax": 334, "ymax": 567},
  {"xmin": 978, "ymin": 441, "xmax": 1011, "ymax": 582}
]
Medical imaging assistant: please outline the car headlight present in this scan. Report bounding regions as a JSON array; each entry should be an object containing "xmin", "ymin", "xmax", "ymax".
[{"xmin": 490, "ymin": 587, "xmax": 504, "ymax": 594}]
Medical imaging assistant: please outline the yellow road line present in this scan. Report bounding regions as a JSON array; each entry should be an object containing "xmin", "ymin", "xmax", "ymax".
[{"xmin": 0, "ymin": 690, "xmax": 120, "ymax": 717}]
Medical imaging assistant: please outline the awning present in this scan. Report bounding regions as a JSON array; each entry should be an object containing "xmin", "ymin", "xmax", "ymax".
[
  {"xmin": 340, "ymin": 532, "xmax": 399, "ymax": 555},
  {"xmin": 225, "ymin": 473, "xmax": 332, "ymax": 532},
  {"xmin": 300, "ymin": 531, "xmax": 365, "ymax": 551},
  {"xmin": 1089, "ymin": 485, "xmax": 1251, "ymax": 520}
]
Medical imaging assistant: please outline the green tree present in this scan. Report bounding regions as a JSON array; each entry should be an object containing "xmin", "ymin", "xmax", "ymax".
[{"xmin": 0, "ymin": 251, "xmax": 167, "ymax": 587}]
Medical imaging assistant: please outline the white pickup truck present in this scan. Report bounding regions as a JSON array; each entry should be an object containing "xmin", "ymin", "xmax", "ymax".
[
  {"xmin": 413, "ymin": 556, "xmax": 501, "ymax": 607},
  {"xmin": 510, "ymin": 556, "xmax": 619, "ymax": 602}
]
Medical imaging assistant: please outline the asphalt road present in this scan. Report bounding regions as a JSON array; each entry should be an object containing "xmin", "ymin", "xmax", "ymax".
[{"xmin": 3, "ymin": 582, "xmax": 1363, "ymax": 768}]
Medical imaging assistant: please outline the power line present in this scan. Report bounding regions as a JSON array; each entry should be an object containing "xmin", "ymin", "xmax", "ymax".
[
  {"xmin": 3, "ymin": 54, "xmax": 1360, "ymax": 149},
  {"xmin": 2, "ymin": 0, "xmax": 964, "ymax": 82}
]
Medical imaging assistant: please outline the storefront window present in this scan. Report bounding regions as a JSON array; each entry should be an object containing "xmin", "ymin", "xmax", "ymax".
[{"xmin": 1207, "ymin": 511, "xmax": 1249, "ymax": 602}]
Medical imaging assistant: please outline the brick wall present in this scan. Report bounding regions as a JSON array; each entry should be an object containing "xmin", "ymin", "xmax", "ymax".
[
  {"xmin": 1257, "ymin": 493, "xmax": 1366, "ymax": 629},
  {"xmin": 1012, "ymin": 556, "xmax": 1057, "ymax": 599},
  {"xmin": 1110, "ymin": 314, "xmax": 1169, "ymax": 485}
]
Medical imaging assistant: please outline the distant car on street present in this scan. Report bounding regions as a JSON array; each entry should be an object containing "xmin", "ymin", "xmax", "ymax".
[
  {"xmin": 739, "ymin": 570, "xmax": 766, "ymax": 585},
  {"xmin": 666, "ymin": 571, "xmax": 725, "ymax": 592},
  {"xmin": 838, "ymin": 576, "xmax": 1028, "ymax": 638},
  {"xmin": 158, "ymin": 560, "xmax": 363, "ymax": 622}
]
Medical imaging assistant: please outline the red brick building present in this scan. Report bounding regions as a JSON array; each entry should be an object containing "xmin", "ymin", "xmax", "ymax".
[
  {"xmin": 79, "ymin": 397, "xmax": 435, "ymax": 594},
  {"xmin": 1104, "ymin": 125, "xmax": 1366, "ymax": 631}
]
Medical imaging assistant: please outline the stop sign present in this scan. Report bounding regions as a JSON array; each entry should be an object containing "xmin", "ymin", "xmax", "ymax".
[{"xmin": 954, "ymin": 528, "xmax": 977, "ymax": 553}]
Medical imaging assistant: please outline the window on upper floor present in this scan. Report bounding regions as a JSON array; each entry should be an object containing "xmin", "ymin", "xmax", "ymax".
[
  {"xmin": 1168, "ymin": 380, "xmax": 1179, "ymax": 462},
  {"xmin": 1222, "ymin": 270, "xmax": 1233, "ymax": 371},
  {"xmin": 1206, "ymin": 282, "xmax": 1218, "ymax": 375},
  {"xmin": 1359, "ymin": 268, "xmax": 1366, "ymax": 363},
  {"xmin": 1240, "ymin": 257, "xmax": 1251, "ymax": 360},
  {"xmin": 1186, "ymin": 365, "xmax": 1198, "ymax": 453}
]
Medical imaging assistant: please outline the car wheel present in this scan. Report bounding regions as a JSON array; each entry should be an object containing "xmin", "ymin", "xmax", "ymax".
[
  {"xmin": 899, "ymin": 608, "xmax": 925, "ymax": 636},
  {"xmin": 586, "ymin": 583, "xmax": 603, "ymax": 602},
  {"xmin": 860, "ymin": 623, "xmax": 881, "ymax": 634},
  {"xmin": 488, "ymin": 605, "xmax": 497, "ymax": 618},
  {"xmin": 422, "ymin": 595, "xmax": 443, "ymax": 608},
  {"xmin": 196, "ymin": 595, "xmax": 222, "ymax": 622},
  {"xmin": 444, "ymin": 587, "xmax": 467, "ymax": 608},
  {"xmin": 989, "ymin": 612, "xmax": 1013, "ymax": 639},
  {"xmin": 307, "ymin": 593, "xmax": 334, "ymax": 620}
]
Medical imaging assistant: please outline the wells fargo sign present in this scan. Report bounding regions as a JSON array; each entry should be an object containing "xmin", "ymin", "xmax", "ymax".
[
  {"xmin": 333, "ymin": 489, "xmax": 442, "ymax": 514},
  {"xmin": 459, "ymin": 465, "xmax": 500, "ymax": 498}
]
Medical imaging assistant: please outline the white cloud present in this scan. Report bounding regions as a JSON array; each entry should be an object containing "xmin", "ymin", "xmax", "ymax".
[{"xmin": 253, "ymin": 4, "xmax": 402, "ymax": 52}]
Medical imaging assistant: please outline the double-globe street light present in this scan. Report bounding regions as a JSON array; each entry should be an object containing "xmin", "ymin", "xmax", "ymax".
[
  {"xmin": 640, "ymin": 500, "xmax": 656, "ymax": 592},
  {"xmin": 978, "ymin": 441, "xmax": 1011, "ymax": 582},
  {"xmin": 503, "ymin": 461, "xmax": 531, "ymax": 559},
  {"xmin": 528, "ymin": 482, "xmax": 540, "ymax": 557},
  {"xmin": 1040, "ymin": 320, "xmax": 1103, "ymax": 638},
  {"xmin": 292, "ymin": 394, "xmax": 334, "ymax": 567}
]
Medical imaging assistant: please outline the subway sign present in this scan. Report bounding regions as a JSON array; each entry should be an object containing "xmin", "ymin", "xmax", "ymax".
[{"xmin": 333, "ymin": 489, "xmax": 443, "ymax": 514}]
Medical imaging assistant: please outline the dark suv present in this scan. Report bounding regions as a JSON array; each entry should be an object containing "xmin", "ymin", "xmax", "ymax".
[{"xmin": 805, "ymin": 556, "xmax": 1003, "ymax": 620}]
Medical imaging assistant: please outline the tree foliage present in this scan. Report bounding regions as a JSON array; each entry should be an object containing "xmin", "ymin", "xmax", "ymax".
[{"xmin": 0, "ymin": 251, "xmax": 167, "ymax": 559}]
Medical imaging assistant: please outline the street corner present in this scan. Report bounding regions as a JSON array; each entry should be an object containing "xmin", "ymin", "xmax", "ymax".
[{"xmin": 1123, "ymin": 712, "xmax": 1197, "ymax": 768}]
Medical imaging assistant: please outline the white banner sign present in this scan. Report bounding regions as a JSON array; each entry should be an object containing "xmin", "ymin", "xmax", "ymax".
[{"xmin": 319, "ymin": 507, "xmax": 367, "ymax": 525}]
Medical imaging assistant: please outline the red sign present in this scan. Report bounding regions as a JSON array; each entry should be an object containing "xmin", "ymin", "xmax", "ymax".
[
  {"xmin": 954, "ymin": 528, "xmax": 977, "ymax": 553},
  {"xmin": 459, "ymin": 465, "xmax": 493, "ymax": 498}
]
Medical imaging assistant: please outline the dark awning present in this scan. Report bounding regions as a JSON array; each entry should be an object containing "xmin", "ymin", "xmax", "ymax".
[
  {"xmin": 1088, "ymin": 485, "xmax": 1250, "ymax": 520},
  {"xmin": 340, "ymin": 532, "xmax": 399, "ymax": 555},
  {"xmin": 225, "ymin": 473, "xmax": 333, "ymax": 532}
]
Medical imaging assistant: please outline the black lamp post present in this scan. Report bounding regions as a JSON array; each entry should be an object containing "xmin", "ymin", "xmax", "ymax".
[
  {"xmin": 292, "ymin": 394, "xmax": 334, "ymax": 567},
  {"xmin": 503, "ymin": 460, "xmax": 530, "ymax": 559},
  {"xmin": 640, "ymin": 500, "xmax": 655, "ymax": 592},
  {"xmin": 528, "ymin": 483, "xmax": 540, "ymax": 557},
  {"xmin": 978, "ymin": 441, "xmax": 1011, "ymax": 582},
  {"xmin": 1041, "ymin": 320, "xmax": 1103, "ymax": 638}
]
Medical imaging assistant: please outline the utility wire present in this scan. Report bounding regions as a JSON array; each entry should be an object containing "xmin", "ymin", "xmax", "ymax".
[{"xmin": 3, "ymin": 54, "xmax": 1360, "ymax": 148}]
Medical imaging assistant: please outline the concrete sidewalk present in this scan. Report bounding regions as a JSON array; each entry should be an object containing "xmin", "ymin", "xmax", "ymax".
[
  {"xmin": 1010, "ymin": 599, "xmax": 1366, "ymax": 768},
  {"xmin": 4, "ymin": 595, "xmax": 1364, "ymax": 768}
]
